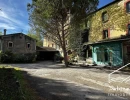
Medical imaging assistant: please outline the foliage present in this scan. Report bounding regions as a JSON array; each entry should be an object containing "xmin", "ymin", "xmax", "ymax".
[
  {"xmin": 27, "ymin": 0, "xmax": 99, "ymax": 67},
  {"xmin": 0, "ymin": 67, "xmax": 42, "ymax": 100},
  {"xmin": 0, "ymin": 31, "xmax": 2, "ymax": 35},
  {"xmin": 0, "ymin": 50, "xmax": 14, "ymax": 63},
  {"xmin": 68, "ymin": 26, "xmax": 84, "ymax": 57},
  {"xmin": 0, "ymin": 51, "xmax": 36, "ymax": 63},
  {"xmin": 27, "ymin": 29, "xmax": 43, "ymax": 47},
  {"xmin": 86, "ymin": 1, "xmax": 130, "ymax": 42},
  {"xmin": 14, "ymin": 53, "xmax": 36, "ymax": 63},
  {"xmin": 0, "ymin": 68, "xmax": 23, "ymax": 100}
]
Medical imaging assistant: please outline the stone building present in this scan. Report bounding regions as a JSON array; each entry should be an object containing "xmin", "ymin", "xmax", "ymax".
[
  {"xmin": 0, "ymin": 30, "xmax": 36, "ymax": 54},
  {"xmin": 84, "ymin": 0, "xmax": 130, "ymax": 66}
]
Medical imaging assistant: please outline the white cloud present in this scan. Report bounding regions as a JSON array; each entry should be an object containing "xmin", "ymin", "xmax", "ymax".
[
  {"xmin": 0, "ymin": 0, "xmax": 30, "ymax": 33},
  {"xmin": 0, "ymin": 23, "xmax": 15, "ymax": 29},
  {"xmin": 0, "ymin": 11, "xmax": 24, "ymax": 25}
]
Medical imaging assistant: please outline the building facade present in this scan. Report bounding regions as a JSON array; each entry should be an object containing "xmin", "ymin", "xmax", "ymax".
[
  {"xmin": 43, "ymin": 36, "xmax": 67, "ymax": 56},
  {"xmin": 85, "ymin": 0, "xmax": 130, "ymax": 66},
  {"xmin": 0, "ymin": 32, "xmax": 36, "ymax": 54}
]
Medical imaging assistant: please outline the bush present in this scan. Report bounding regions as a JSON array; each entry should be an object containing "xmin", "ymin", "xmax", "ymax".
[
  {"xmin": 0, "ymin": 51, "xmax": 36, "ymax": 63},
  {"xmin": 0, "ymin": 51, "xmax": 14, "ymax": 63},
  {"xmin": 14, "ymin": 53, "xmax": 36, "ymax": 63}
]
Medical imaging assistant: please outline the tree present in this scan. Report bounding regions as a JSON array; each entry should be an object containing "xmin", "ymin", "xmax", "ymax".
[
  {"xmin": 27, "ymin": 0, "xmax": 99, "ymax": 67},
  {"xmin": 68, "ymin": 26, "xmax": 83, "ymax": 56},
  {"xmin": 27, "ymin": 29, "xmax": 43, "ymax": 47}
]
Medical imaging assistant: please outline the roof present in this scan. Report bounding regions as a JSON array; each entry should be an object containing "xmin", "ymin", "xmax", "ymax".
[
  {"xmin": 36, "ymin": 46, "xmax": 58, "ymax": 52},
  {"xmin": 0, "ymin": 33, "xmax": 36, "ymax": 41},
  {"xmin": 84, "ymin": 35, "xmax": 130, "ymax": 45},
  {"xmin": 87, "ymin": 0, "xmax": 121, "ymax": 17},
  {"xmin": 97, "ymin": 0, "xmax": 121, "ymax": 12}
]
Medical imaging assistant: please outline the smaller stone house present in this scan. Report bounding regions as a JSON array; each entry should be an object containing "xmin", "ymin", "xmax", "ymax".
[{"xmin": 0, "ymin": 30, "xmax": 36, "ymax": 54}]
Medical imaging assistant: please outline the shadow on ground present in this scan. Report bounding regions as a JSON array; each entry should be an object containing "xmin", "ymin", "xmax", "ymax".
[{"xmin": 21, "ymin": 70, "xmax": 124, "ymax": 100}]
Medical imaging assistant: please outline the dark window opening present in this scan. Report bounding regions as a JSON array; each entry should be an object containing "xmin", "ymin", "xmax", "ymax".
[
  {"xmin": 128, "ymin": 24, "xmax": 130, "ymax": 35},
  {"xmin": 102, "ymin": 12, "xmax": 108, "ymax": 22},
  {"xmin": 27, "ymin": 43, "xmax": 30, "ymax": 49},
  {"xmin": 104, "ymin": 49, "xmax": 108, "ymax": 62},
  {"xmin": 103, "ymin": 30, "xmax": 109, "ymax": 39},
  {"xmin": 8, "ymin": 42, "xmax": 13, "ymax": 48},
  {"xmin": 126, "ymin": 2, "xmax": 130, "ymax": 13}
]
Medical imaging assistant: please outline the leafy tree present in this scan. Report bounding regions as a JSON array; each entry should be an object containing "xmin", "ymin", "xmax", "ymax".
[
  {"xmin": 68, "ymin": 26, "xmax": 83, "ymax": 56},
  {"xmin": 0, "ymin": 31, "xmax": 2, "ymax": 35},
  {"xmin": 27, "ymin": 29, "xmax": 43, "ymax": 47},
  {"xmin": 27, "ymin": 0, "xmax": 99, "ymax": 67}
]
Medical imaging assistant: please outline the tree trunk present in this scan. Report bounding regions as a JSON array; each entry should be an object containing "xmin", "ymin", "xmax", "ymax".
[
  {"xmin": 61, "ymin": 15, "xmax": 68, "ymax": 67},
  {"xmin": 63, "ymin": 46, "xmax": 68, "ymax": 67}
]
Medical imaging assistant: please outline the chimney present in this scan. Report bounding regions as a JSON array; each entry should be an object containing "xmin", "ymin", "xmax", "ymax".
[{"xmin": 4, "ymin": 29, "xmax": 6, "ymax": 35}]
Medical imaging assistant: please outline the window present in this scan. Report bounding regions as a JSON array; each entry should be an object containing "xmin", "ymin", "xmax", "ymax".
[
  {"xmin": 86, "ymin": 20, "xmax": 90, "ymax": 29},
  {"xmin": 104, "ymin": 49, "xmax": 108, "ymax": 62},
  {"xmin": 8, "ymin": 41, "xmax": 13, "ymax": 48},
  {"xmin": 103, "ymin": 30, "xmax": 109, "ymax": 39},
  {"xmin": 27, "ymin": 43, "xmax": 30, "ymax": 49},
  {"xmin": 128, "ymin": 24, "xmax": 130, "ymax": 35},
  {"xmin": 102, "ymin": 12, "xmax": 108, "ymax": 22},
  {"xmin": 97, "ymin": 48, "xmax": 103, "ymax": 62},
  {"xmin": 126, "ymin": 1, "xmax": 130, "ymax": 13},
  {"xmin": 97, "ymin": 48, "xmax": 108, "ymax": 62}
]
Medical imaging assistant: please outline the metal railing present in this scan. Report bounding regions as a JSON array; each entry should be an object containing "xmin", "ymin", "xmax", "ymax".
[{"xmin": 108, "ymin": 63, "xmax": 130, "ymax": 83}]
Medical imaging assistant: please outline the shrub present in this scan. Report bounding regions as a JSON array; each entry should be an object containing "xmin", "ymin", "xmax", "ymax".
[
  {"xmin": 0, "ymin": 51, "xmax": 14, "ymax": 63},
  {"xmin": 14, "ymin": 53, "xmax": 36, "ymax": 63},
  {"xmin": 0, "ymin": 51, "xmax": 36, "ymax": 63}
]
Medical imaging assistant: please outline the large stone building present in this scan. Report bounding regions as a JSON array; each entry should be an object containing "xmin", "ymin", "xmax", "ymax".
[
  {"xmin": 0, "ymin": 29, "xmax": 36, "ymax": 54},
  {"xmin": 84, "ymin": 0, "xmax": 130, "ymax": 66}
]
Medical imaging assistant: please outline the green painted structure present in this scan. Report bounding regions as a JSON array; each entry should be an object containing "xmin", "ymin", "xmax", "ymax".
[{"xmin": 92, "ymin": 41, "xmax": 123, "ymax": 66}]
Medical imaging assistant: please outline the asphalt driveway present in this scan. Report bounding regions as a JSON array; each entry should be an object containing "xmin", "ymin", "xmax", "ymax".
[{"xmin": 5, "ymin": 61, "xmax": 130, "ymax": 100}]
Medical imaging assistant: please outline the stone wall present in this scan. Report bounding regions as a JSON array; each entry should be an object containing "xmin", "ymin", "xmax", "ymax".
[{"xmin": 1, "ymin": 33, "xmax": 36, "ymax": 54}]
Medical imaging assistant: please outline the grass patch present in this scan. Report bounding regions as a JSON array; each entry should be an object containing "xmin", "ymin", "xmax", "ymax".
[{"xmin": 0, "ymin": 66, "xmax": 43, "ymax": 100}]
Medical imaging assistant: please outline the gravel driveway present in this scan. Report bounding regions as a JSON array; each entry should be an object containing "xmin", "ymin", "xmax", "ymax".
[{"xmin": 5, "ymin": 61, "xmax": 130, "ymax": 100}]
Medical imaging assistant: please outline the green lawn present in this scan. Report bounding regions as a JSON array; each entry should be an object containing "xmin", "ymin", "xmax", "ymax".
[{"xmin": 0, "ymin": 66, "xmax": 42, "ymax": 100}]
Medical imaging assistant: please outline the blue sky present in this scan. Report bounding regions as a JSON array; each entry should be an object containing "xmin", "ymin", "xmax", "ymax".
[{"xmin": 0, "ymin": 0, "xmax": 113, "ymax": 34}]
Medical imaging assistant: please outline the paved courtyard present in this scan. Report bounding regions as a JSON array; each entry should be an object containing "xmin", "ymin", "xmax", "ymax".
[{"xmin": 5, "ymin": 61, "xmax": 130, "ymax": 100}]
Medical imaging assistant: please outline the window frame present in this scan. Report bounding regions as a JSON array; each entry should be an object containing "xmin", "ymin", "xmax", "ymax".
[
  {"xmin": 103, "ymin": 29, "xmax": 109, "ymax": 39},
  {"xmin": 102, "ymin": 11, "xmax": 109, "ymax": 22},
  {"xmin": 27, "ymin": 43, "xmax": 31, "ymax": 49},
  {"xmin": 126, "ymin": 1, "xmax": 130, "ymax": 13},
  {"xmin": 127, "ymin": 24, "xmax": 130, "ymax": 35},
  {"xmin": 8, "ymin": 41, "xmax": 13, "ymax": 48}
]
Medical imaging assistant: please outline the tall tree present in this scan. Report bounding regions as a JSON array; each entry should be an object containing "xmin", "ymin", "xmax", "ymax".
[
  {"xmin": 27, "ymin": 0, "xmax": 99, "ymax": 67},
  {"xmin": 27, "ymin": 29, "xmax": 43, "ymax": 47}
]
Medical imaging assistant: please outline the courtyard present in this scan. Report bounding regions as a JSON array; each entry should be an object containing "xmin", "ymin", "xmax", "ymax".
[{"xmin": 3, "ymin": 61, "xmax": 130, "ymax": 100}]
